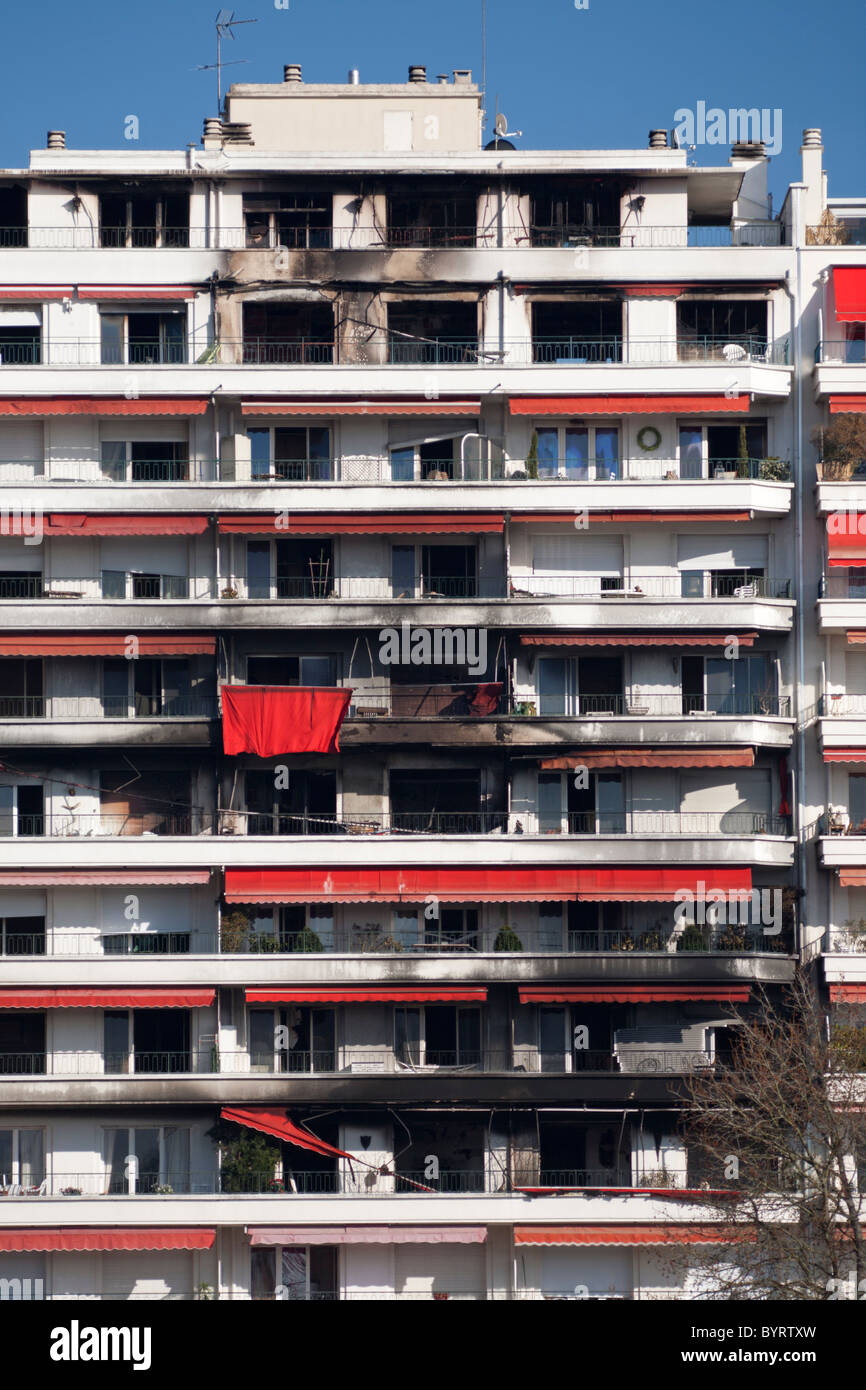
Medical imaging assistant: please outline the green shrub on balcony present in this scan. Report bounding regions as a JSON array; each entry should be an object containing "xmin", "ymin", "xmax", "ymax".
[
  {"xmin": 494, "ymin": 926, "xmax": 523, "ymax": 952},
  {"xmin": 677, "ymin": 926, "xmax": 708, "ymax": 952},
  {"xmin": 296, "ymin": 927, "xmax": 325, "ymax": 953}
]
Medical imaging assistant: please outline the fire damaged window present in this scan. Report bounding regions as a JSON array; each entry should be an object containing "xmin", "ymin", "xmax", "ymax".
[
  {"xmin": 386, "ymin": 301, "xmax": 479, "ymax": 364},
  {"xmin": 531, "ymin": 301, "xmax": 623, "ymax": 363},
  {"xmin": 677, "ymin": 300, "xmax": 769, "ymax": 359},
  {"xmin": 393, "ymin": 1117, "xmax": 487, "ymax": 1192},
  {"xmin": 388, "ymin": 768, "xmax": 504, "ymax": 833},
  {"xmin": 243, "ymin": 194, "xmax": 332, "ymax": 250},
  {"xmin": 249, "ymin": 1006, "xmax": 336, "ymax": 1072},
  {"xmin": 242, "ymin": 303, "xmax": 335, "ymax": 365},
  {"xmin": 529, "ymin": 184, "xmax": 622, "ymax": 247},
  {"xmin": 394, "ymin": 1005, "xmax": 482, "ymax": 1067},
  {"xmin": 533, "ymin": 1117, "xmax": 631, "ymax": 1187},
  {"xmin": 99, "ymin": 189, "xmax": 190, "ymax": 248},
  {"xmin": 244, "ymin": 769, "xmax": 337, "ymax": 836},
  {"xmin": 386, "ymin": 192, "xmax": 477, "ymax": 248},
  {"xmin": 0, "ymin": 184, "xmax": 28, "ymax": 247}
]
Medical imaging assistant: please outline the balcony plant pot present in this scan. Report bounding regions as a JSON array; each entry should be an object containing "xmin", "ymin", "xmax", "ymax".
[
  {"xmin": 221, "ymin": 587, "xmax": 239, "ymax": 599},
  {"xmin": 639, "ymin": 930, "xmax": 664, "ymax": 952},
  {"xmin": 61, "ymin": 1188, "xmax": 82, "ymax": 1196},
  {"xmin": 677, "ymin": 926, "xmax": 708, "ymax": 952},
  {"xmin": 494, "ymin": 926, "xmax": 523, "ymax": 952}
]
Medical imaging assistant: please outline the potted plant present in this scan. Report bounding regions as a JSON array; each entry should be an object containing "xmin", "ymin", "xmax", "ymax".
[
  {"xmin": 196, "ymin": 1282, "xmax": 215, "ymax": 1301},
  {"xmin": 61, "ymin": 1187, "xmax": 82, "ymax": 1196},
  {"xmin": 718, "ymin": 926, "xmax": 747, "ymax": 951},
  {"xmin": 639, "ymin": 928, "xmax": 664, "ymax": 952},
  {"xmin": 297, "ymin": 926, "xmax": 325, "ymax": 953},
  {"xmin": 220, "ymin": 585, "xmax": 239, "ymax": 599},
  {"xmin": 812, "ymin": 415, "xmax": 866, "ymax": 481},
  {"xmin": 494, "ymin": 925, "xmax": 523, "ymax": 952},
  {"xmin": 758, "ymin": 456, "xmax": 789, "ymax": 480},
  {"xmin": 152, "ymin": 1184, "xmax": 174, "ymax": 1195},
  {"xmin": 525, "ymin": 431, "xmax": 539, "ymax": 480},
  {"xmin": 220, "ymin": 908, "xmax": 251, "ymax": 953},
  {"xmin": 677, "ymin": 925, "xmax": 707, "ymax": 952}
]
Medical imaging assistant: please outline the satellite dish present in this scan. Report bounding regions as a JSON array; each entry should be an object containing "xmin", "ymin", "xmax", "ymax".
[{"xmin": 495, "ymin": 113, "xmax": 508, "ymax": 137}]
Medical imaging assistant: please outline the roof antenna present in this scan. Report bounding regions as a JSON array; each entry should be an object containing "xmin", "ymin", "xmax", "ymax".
[
  {"xmin": 196, "ymin": 10, "xmax": 259, "ymax": 112},
  {"xmin": 481, "ymin": 0, "xmax": 487, "ymax": 141}
]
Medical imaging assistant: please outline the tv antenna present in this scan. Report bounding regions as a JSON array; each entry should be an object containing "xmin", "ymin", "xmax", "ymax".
[{"xmin": 196, "ymin": 10, "xmax": 259, "ymax": 110}]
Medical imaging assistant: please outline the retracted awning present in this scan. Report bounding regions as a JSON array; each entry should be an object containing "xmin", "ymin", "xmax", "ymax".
[
  {"xmin": 0, "ymin": 870, "xmax": 210, "ymax": 887},
  {"xmin": 519, "ymin": 985, "xmax": 751, "ymax": 1004},
  {"xmin": 829, "ymin": 396, "xmax": 866, "ymax": 414},
  {"xmin": 248, "ymin": 1226, "xmax": 487, "ymax": 1245},
  {"xmin": 218, "ymin": 513, "xmax": 504, "ymax": 535},
  {"xmin": 76, "ymin": 286, "xmax": 199, "ymax": 301},
  {"xmin": 830, "ymin": 985, "xmax": 866, "ymax": 1002},
  {"xmin": 220, "ymin": 1108, "xmax": 354, "ymax": 1160},
  {"xmin": 0, "ymin": 988, "xmax": 214, "ymax": 1009},
  {"xmin": 574, "ymin": 867, "xmax": 752, "ymax": 903},
  {"xmin": 833, "ymin": 268, "xmax": 866, "ymax": 322},
  {"xmin": 222, "ymin": 686, "xmax": 352, "ymax": 756},
  {"xmin": 823, "ymin": 750, "xmax": 866, "ymax": 763},
  {"xmin": 828, "ymin": 514, "xmax": 866, "ymax": 566},
  {"xmin": 41, "ymin": 515, "xmax": 208, "ymax": 537},
  {"xmin": 0, "ymin": 636, "xmax": 215, "ymax": 657},
  {"xmin": 520, "ymin": 633, "xmax": 759, "ymax": 649},
  {"xmin": 0, "ymin": 398, "xmax": 209, "ymax": 416},
  {"xmin": 848, "ymin": 632, "xmax": 866, "ymax": 645},
  {"xmin": 224, "ymin": 866, "xmax": 588, "ymax": 904},
  {"xmin": 513, "ymin": 1225, "xmax": 739, "ymax": 1246},
  {"xmin": 509, "ymin": 395, "xmax": 751, "ymax": 416},
  {"xmin": 0, "ymin": 1229, "xmax": 215, "ymax": 1252},
  {"xmin": 512, "ymin": 511, "xmax": 751, "ymax": 525},
  {"xmin": 241, "ymin": 401, "xmax": 481, "ymax": 417},
  {"xmin": 0, "ymin": 287, "xmax": 75, "ymax": 301},
  {"xmin": 539, "ymin": 749, "xmax": 755, "ymax": 770},
  {"xmin": 245, "ymin": 987, "xmax": 487, "ymax": 1004}
]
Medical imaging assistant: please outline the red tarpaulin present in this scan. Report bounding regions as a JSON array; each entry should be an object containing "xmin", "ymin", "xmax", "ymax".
[
  {"xmin": 509, "ymin": 395, "xmax": 751, "ymax": 416},
  {"xmin": 220, "ymin": 1107, "xmax": 355, "ymax": 1159},
  {"xmin": 519, "ymin": 985, "xmax": 751, "ymax": 1004},
  {"xmin": 833, "ymin": 268, "xmax": 866, "ymax": 322},
  {"xmin": 245, "ymin": 987, "xmax": 487, "ymax": 1004},
  {"xmin": 0, "ymin": 988, "xmax": 214, "ymax": 1009},
  {"xmin": 222, "ymin": 686, "xmax": 352, "ymax": 756},
  {"xmin": 224, "ymin": 866, "xmax": 587, "ymax": 904},
  {"xmin": 0, "ymin": 1229, "xmax": 215, "ymax": 1252}
]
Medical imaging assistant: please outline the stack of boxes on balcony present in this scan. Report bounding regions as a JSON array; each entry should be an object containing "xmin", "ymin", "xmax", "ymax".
[{"xmin": 0, "ymin": 62, "xmax": 861, "ymax": 1302}]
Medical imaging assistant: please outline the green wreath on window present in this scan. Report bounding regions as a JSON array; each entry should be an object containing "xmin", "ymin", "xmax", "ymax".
[{"xmin": 637, "ymin": 426, "xmax": 662, "ymax": 452}]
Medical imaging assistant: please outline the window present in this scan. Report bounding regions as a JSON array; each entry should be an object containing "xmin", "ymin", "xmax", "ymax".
[
  {"xmin": 678, "ymin": 421, "xmax": 768, "ymax": 479},
  {"xmin": 0, "ymin": 185, "xmax": 28, "ymax": 247},
  {"xmin": 390, "ymin": 543, "xmax": 478, "ymax": 599},
  {"xmin": 536, "ymin": 656, "xmax": 623, "ymax": 716},
  {"xmin": 242, "ymin": 904, "xmax": 334, "ymax": 952},
  {"xmin": 101, "ymin": 569, "xmax": 188, "ymax": 600},
  {"xmin": 242, "ymin": 303, "xmax": 334, "ymax": 365},
  {"xmin": 99, "ymin": 191, "xmax": 190, "ymax": 248},
  {"xmin": 246, "ymin": 654, "xmax": 336, "ymax": 686},
  {"xmin": 246, "ymin": 539, "xmax": 334, "ymax": 600},
  {"xmin": 677, "ymin": 534, "xmax": 768, "ymax": 598},
  {"xmin": 530, "ymin": 534, "xmax": 623, "ymax": 597},
  {"xmin": 103, "ymin": 931, "xmax": 190, "ymax": 956},
  {"xmin": 0, "ymin": 915, "xmax": 44, "ymax": 956},
  {"xmin": 0, "ymin": 1129, "xmax": 44, "ymax": 1188},
  {"xmin": 390, "ymin": 438, "xmax": 460, "ymax": 482},
  {"xmin": 677, "ymin": 300, "xmax": 768, "ymax": 358},
  {"xmin": 0, "ymin": 659, "xmax": 43, "ymax": 717},
  {"xmin": 0, "ymin": 1013, "xmax": 45, "ymax": 1074},
  {"xmin": 850, "ymin": 776, "xmax": 866, "ymax": 834},
  {"xmin": 386, "ymin": 302, "xmax": 478, "ymax": 364},
  {"xmin": 103, "ymin": 1009, "xmax": 191, "ymax": 1074},
  {"xmin": 243, "ymin": 194, "xmax": 332, "ymax": 250},
  {"xmin": 100, "ymin": 311, "xmax": 186, "ymax": 365},
  {"xmin": 386, "ymin": 192, "xmax": 477, "ymax": 248},
  {"xmin": 531, "ymin": 302, "xmax": 623, "ymax": 363},
  {"xmin": 538, "ymin": 771, "xmax": 624, "ymax": 834},
  {"xmin": 0, "ymin": 314, "xmax": 40, "ymax": 365},
  {"xmin": 0, "ymin": 569, "xmax": 42, "ymax": 598},
  {"xmin": 103, "ymin": 1127, "xmax": 190, "ymax": 1193},
  {"xmin": 390, "ymin": 906, "xmax": 479, "ymax": 950},
  {"xmin": 248, "ymin": 1006, "xmax": 336, "ymax": 1073},
  {"xmin": 99, "ymin": 771, "xmax": 192, "ymax": 836},
  {"xmin": 538, "ymin": 1005, "xmax": 616, "ymax": 1073},
  {"xmin": 103, "ymin": 658, "xmax": 194, "ymax": 717},
  {"xmin": 533, "ymin": 425, "xmax": 620, "ymax": 480},
  {"xmin": 564, "ymin": 900, "xmax": 624, "ymax": 949},
  {"xmin": 844, "ymin": 323, "xmax": 866, "ymax": 364},
  {"xmin": 247, "ymin": 426, "xmax": 333, "ymax": 481},
  {"xmin": 529, "ymin": 185, "xmax": 621, "ymax": 247},
  {"xmin": 100, "ymin": 441, "xmax": 189, "ymax": 483},
  {"xmin": 251, "ymin": 1246, "xmax": 338, "ymax": 1301},
  {"xmin": 0, "ymin": 785, "xmax": 43, "ymax": 836},
  {"xmin": 394, "ymin": 1005, "xmax": 482, "ymax": 1067},
  {"xmin": 681, "ymin": 653, "xmax": 775, "ymax": 715},
  {"xmin": 244, "ymin": 769, "xmax": 337, "ymax": 835},
  {"xmin": 389, "ymin": 768, "xmax": 495, "ymax": 833}
]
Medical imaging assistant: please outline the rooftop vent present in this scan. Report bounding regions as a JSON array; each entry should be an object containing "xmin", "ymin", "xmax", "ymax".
[
  {"xmin": 46, "ymin": 130, "xmax": 66, "ymax": 150},
  {"xmin": 283, "ymin": 63, "xmax": 302, "ymax": 84},
  {"xmin": 348, "ymin": 69, "xmax": 360, "ymax": 84},
  {"xmin": 802, "ymin": 128, "xmax": 822, "ymax": 147},
  {"xmin": 648, "ymin": 129, "xmax": 668, "ymax": 149},
  {"xmin": 453, "ymin": 69, "xmax": 472, "ymax": 84},
  {"xmin": 408, "ymin": 65, "xmax": 427, "ymax": 83},
  {"xmin": 731, "ymin": 140, "xmax": 766, "ymax": 159},
  {"xmin": 437, "ymin": 73, "xmax": 448, "ymax": 84},
  {"xmin": 222, "ymin": 122, "xmax": 254, "ymax": 145}
]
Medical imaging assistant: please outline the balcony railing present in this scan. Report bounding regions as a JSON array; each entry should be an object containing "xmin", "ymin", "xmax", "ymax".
[
  {"xmin": 0, "ymin": 697, "xmax": 217, "ymax": 720},
  {"xmin": 222, "ymin": 573, "xmax": 793, "ymax": 602},
  {"xmin": 0, "ymin": 222, "xmax": 787, "ymax": 250},
  {"xmin": 348, "ymin": 683, "xmax": 505, "ymax": 719},
  {"xmin": 815, "ymin": 339, "xmax": 866, "ymax": 364},
  {"xmin": 821, "ymin": 571, "xmax": 866, "ymax": 599},
  {"xmin": 523, "ymin": 693, "xmax": 791, "ymax": 718},
  {"xmin": 820, "ymin": 694, "xmax": 866, "ymax": 716}
]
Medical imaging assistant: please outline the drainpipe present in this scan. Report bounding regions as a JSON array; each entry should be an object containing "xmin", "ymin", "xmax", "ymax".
[{"xmin": 496, "ymin": 271, "xmax": 507, "ymax": 360}]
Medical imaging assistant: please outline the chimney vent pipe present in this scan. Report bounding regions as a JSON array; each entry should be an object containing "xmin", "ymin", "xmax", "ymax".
[
  {"xmin": 408, "ymin": 65, "xmax": 427, "ymax": 83},
  {"xmin": 283, "ymin": 63, "xmax": 302, "ymax": 83},
  {"xmin": 648, "ymin": 129, "xmax": 668, "ymax": 149},
  {"xmin": 47, "ymin": 130, "xmax": 66, "ymax": 150}
]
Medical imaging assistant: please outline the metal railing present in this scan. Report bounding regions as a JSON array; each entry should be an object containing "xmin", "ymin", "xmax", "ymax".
[
  {"xmin": 348, "ymin": 683, "xmax": 505, "ymax": 719},
  {"xmin": 0, "ymin": 697, "xmax": 217, "ymax": 720},
  {"xmin": 821, "ymin": 570, "xmax": 866, "ymax": 599},
  {"xmin": 220, "ymin": 573, "xmax": 793, "ymax": 602},
  {"xmin": 527, "ymin": 692, "xmax": 791, "ymax": 718},
  {"xmin": 0, "ymin": 575, "xmax": 214, "ymax": 601},
  {"xmin": 820, "ymin": 694, "xmax": 866, "ymax": 716},
  {"xmin": 815, "ymin": 339, "xmax": 866, "ymax": 364}
]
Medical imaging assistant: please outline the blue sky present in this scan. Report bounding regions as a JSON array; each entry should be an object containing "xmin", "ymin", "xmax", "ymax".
[{"xmin": 0, "ymin": 0, "xmax": 862, "ymax": 203}]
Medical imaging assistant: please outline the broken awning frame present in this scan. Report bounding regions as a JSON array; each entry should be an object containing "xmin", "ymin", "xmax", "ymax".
[{"xmin": 220, "ymin": 1108, "xmax": 355, "ymax": 1160}]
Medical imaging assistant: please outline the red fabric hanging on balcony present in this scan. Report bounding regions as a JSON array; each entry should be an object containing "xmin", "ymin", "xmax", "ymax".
[
  {"xmin": 833, "ymin": 268, "xmax": 866, "ymax": 323},
  {"xmin": 220, "ymin": 1107, "xmax": 355, "ymax": 1159},
  {"xmin": 221, "ymin": 686, "xmax": 352, "ymax": 756}
]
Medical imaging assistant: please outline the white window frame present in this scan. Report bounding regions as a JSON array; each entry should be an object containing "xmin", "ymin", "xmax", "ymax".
[
  {"xmin": 247, "ymin": 1003, "xmax": 338, "ymax": 1074},
  {"xmin": 101, "ymin": 1125, "xmax": 190, "ymax": 1195},
  {"xmin": 0, "ymin": 783, "xmax": 42, "ymax": 837},
  {"xmin": 531, "ymin": 422, "xmax": 621, "ymax": 480},
  {"xmin": 393, "ymin": 1003, "xmax": 483, "ymax": 1069},
  {"xmin": 0, "ymin": 1127, "xmax": 45, "ymax": 1189}
]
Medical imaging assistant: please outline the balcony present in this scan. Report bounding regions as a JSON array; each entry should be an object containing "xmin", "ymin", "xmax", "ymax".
[
  {"xmin": 814, "ymin": 338, "xmax": 866, "ymax": 399},
  {"xmin": 819, "ymin": 693, "xmax": 866, "ymax": 759},
  {"xmin": 819, "ymin": 569, "xmax": 866, "ymax": 631},
  {"xmin": 0, "ymin": 697, "xmax": 216, "ymax": 748}
]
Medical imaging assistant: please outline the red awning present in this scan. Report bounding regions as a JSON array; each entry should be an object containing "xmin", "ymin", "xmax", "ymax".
[
  {"xmin": 42, "ymin": 515, "xmax": 208, "ymax": 537},
  {"xmin": 241, "ymin": 401, "xmax": 480, "ymax": 417},
  {"xmin": 245, "ymin": 987, "xmax": 487, "ymax": 1004},
  {"xmin": 220, "ymin": 1107, "xmax": 354, "ymax": 1159},
  {"xmin": 513, "ymin": 1225, "xmax": 738, "ymax": 1246},
  {"xmin": 218, "ymin": 513, "xmax": 503, "ymax": 535},
  {"xmin": 0, "ymin": 1228, "xmax": 215, "ymax": 1252},
  {"xmin": 838, "ymin": 871, "xmax": 866, "ymax": 888},
  {"xmin": 833, "ymin": 268, "xmax": 866, "ymax": 323},
  {"xmin": 513, "ymin": 511, "xmax": 752, "ymax": 525},
  {"xmin": 519, "ymin": 985, "xmax": 751, "ymax": 1004},
  {"xmin": 0, "ymin": 988, "xmax": 214, "ymax": 1009},
  {"xmin": 77, "ymin": 286, "xmax": 199, "ymax": 301},
  {"xmin": 520, "ymin": 633, "xmax": 758, "ymax": 649},
  {"xmin": 0, "ymin": 636, "xmax": 215, "ymax": 657},
  {"xmin": 539, "ymin": 749, "xmax": 755, "ymax": 770},
  {"xmin": 574, "ymin": 867, "xmax": 752, "ymax": 903},
  {"xmin": 222, "ymin": 686, "xmax": 352, "ymax": 756},
  {"xmin": 621, "ymin": 285, "xmax": 689, "ymax": 297},
  {"xmin": 830, "ymin": 985, "xmax": 866, "ymax": 1002},
  {"xmin": 823, "ymin": 750, "xmax": 866, "ymax": 763},
  {"xmin": 248, "ymin": 1226, "xmax": 487, "ymax": 1245},
  {"xmin": 0, "ymin": 870, "xmax": 210, "ymax": 887},
  {"xmin": 0, "ymin": 398, "xmax": 208, "ymax": 416},
  {"xmin": 509, "ymin": 395, "xmax": 750, "ymax": 416},
  {"xmin": 827, "ymin": 514, "xmax": 866, "ymax": 566},
  {"xmin": 224, "ymin": 866, "xmax": 588, "ymax": 904},
  {"xmin": 829, "ymin": 396, "xmax": 866, "ymax": 414},
  {"xmin": 0, "ymin": 287, "xmax": 75, "ymax": 301},
  {"xmin": 848, "ymin": 632, "xmax": 866, "ymax": 645}
]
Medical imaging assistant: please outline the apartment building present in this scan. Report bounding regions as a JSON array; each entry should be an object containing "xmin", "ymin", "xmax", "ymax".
[{"xmin": 0, "ymin": 60, "xmax": 861, "ymax": 1301}]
